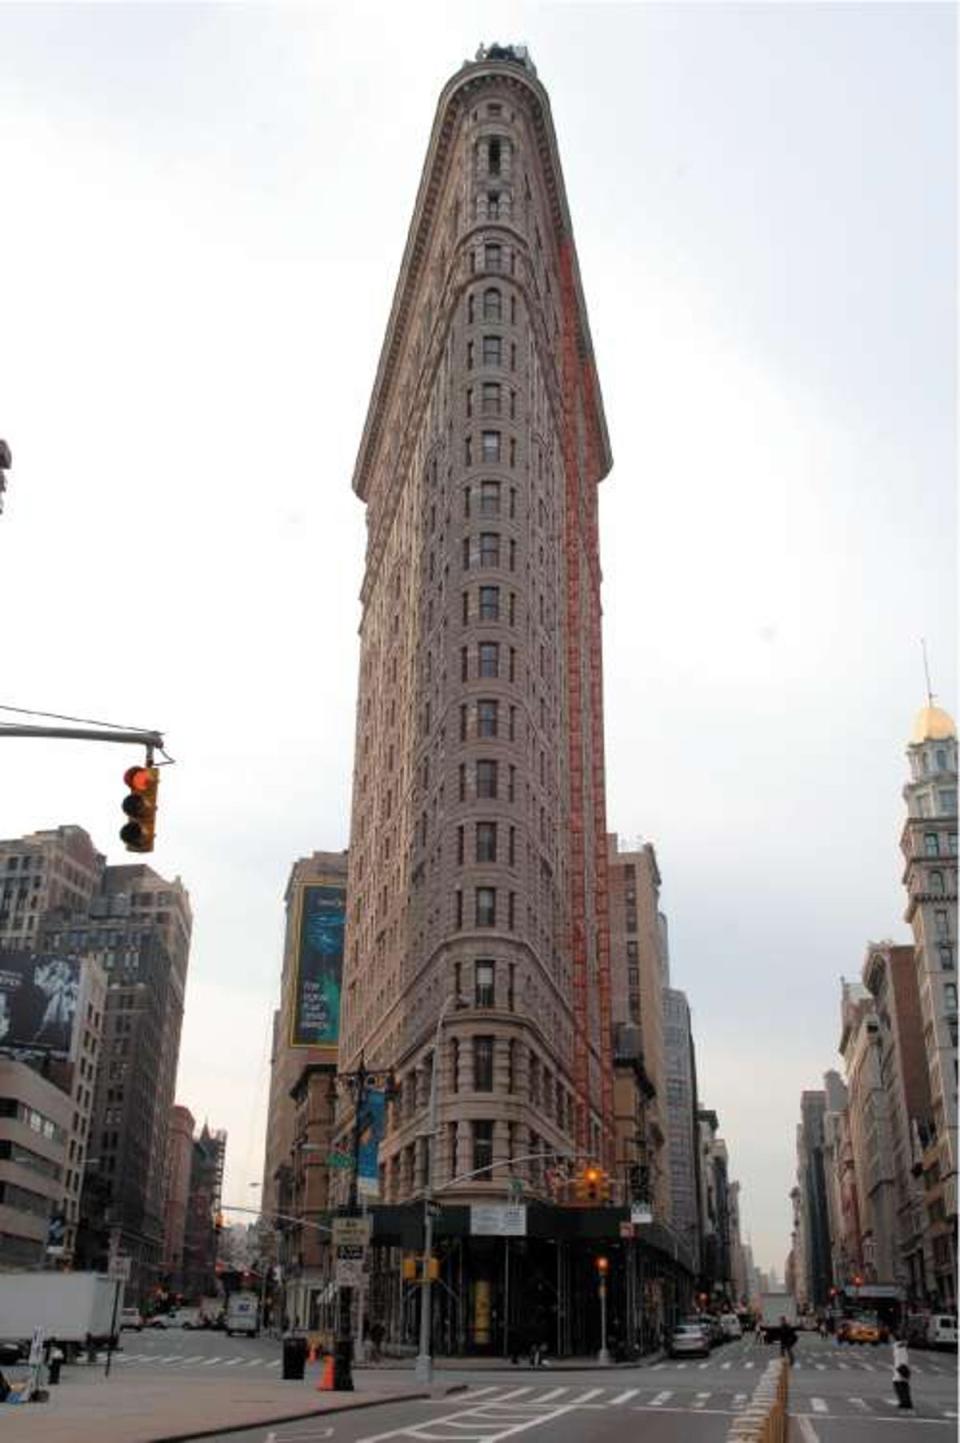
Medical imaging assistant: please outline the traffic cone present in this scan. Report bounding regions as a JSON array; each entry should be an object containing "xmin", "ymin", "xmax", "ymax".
[
  {"xmin": 307, "ymin": 1342, "xmax": 317, "ymax": 1365},
  {"xmin": 317, "ymin": 1354, "xmax": 335, "ymax": 1391}
]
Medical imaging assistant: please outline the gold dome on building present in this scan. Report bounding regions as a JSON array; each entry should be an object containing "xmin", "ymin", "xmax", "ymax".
[{"xmin": 911, "ymin": 704, "xmax": 957, "ymax": 744}]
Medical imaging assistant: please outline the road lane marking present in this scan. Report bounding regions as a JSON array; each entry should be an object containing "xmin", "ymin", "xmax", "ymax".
[
  {"xmin": 815, "ymin": 1363, "xmax": 826, "ymax": 1370},
  {"xmin": 608, "ymin": 1388, "xmax": 639, "ymax": 1405},
  {"xmin": 849, "ymin": 1398, "xmax": 869, "ymax": 1410},
  {"xmin": 796, "ymin": 1419, "xmax": 820, "ymax": 1443},
  {"xmin": 651, "ymin": 1362, "xmax": 666, "ymax": 1370},
  {"xmin": 838, "ymin": 1361, "xmax": 849, "ymax": 1369},
  {"xmin": 160, "ymin": 1355, "xmax": 182, "ymax": 1363},
  {"xmin": 675, "ymin": 1361, "xmax": 688, "ymax": 1369},
  {"xmin": 223, "ymin": 1358, "xmax": 242, "ymax": 1366},
  {"xmin": 243, "ymin": 1358, "xmax": 262, "ymax": 1366},
  {"xmin": 698, "ymin": 1361, "xmax": 710, "ymax": 1369},
  {"xmin": 528, "ymin": 1387, "xmax": 566, "ymax": 1403},
  {"xmin": 811, "ymin": 1397, "xmax": 828, "ymax": 1412},
  {"xmin": 200, "ymin": 1356, "xmax": 223, "ymax": 1366},
  {"xmin": 744, "ymin": 1360, "xmax": 754, "ymax": 1369},
  {"xmin": 650, "ymin": 1391, "xmax": 673, "ymax": 1406},
  {"xmin": 265, "ymin": 1359, "xmax": 280, "ymax": 1367},
  {"xmin": 355, "ymin": 1393, "xmax": 583, "ymax": 1443},
  {"xmin": 692, "ymin": 1392, "xmax": 711, "ymax": 1408},
  {"xmin": 733, "ymin": 1393, "xmax": 747, "ymax": 1406},
  {"xmin": 721, "ymin": 1361, "xmax": 732, "ymax": 1369},
  {"xmin": 566, "ymin": 1388, "xmax": 602, "ymax": 1404}
]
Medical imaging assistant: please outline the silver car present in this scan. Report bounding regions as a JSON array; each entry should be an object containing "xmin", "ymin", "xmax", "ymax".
[{"xmin": 669, "ymin": 1321, "xmax": 711, "ymax": 1358}]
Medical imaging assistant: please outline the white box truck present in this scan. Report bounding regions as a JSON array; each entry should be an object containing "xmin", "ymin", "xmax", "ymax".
[
  {"xmin": 0, "ymin": 1273, "xmax": 119, "ymax": 1358},
  {"xmin": 224, "ymin": 1291, "xmax": 259, "ymax": 1337},
  {"xmin": 760, "ymin": 1291, "xmax": 797, "ymax": 1344}
]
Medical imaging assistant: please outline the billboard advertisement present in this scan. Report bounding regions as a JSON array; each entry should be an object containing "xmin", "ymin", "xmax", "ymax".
[
  {"xmin": 290, "ymin": 883, "xmax": 344, "ymax": 1049},
  {"xmin": 0, "ymin": 952, "xmax": 81, "ymax": 1057},
  {"xmin": 357, "ymin": 1088, "xmax": 385, "ymax": 1199}
]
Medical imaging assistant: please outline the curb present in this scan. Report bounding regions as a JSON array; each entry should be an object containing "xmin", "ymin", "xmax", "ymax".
[{"xmin": 146, "ymin": 1389, "xmax": 432, "ymax": 1443}]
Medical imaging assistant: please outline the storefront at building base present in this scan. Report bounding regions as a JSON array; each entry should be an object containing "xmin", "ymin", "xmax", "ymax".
[{"xmin": 363, "ymin": 1200, "xmax": 696, "ymax": 1359}]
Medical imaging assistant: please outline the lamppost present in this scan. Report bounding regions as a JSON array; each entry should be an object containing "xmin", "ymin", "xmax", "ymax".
[
  {"xmin": 333, "ymin": 1055, "xmax": 397, "ymax": 1392},
  {"xmin": 596, "ymin": 1255, "xmax": 611, "ymax": 1364},
  {"xmin": 416, "ymin": 993, "xmax": 463, "ymax": 1385}
]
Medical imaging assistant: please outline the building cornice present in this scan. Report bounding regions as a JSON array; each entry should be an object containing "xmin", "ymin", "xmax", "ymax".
[{"xmin": 351, "ymin": 59, "xmax": 612, "ymax": 507}]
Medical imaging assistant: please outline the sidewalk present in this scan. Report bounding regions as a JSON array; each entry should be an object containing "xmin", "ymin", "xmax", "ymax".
[{"xmin": 0, "ymin": 1371, "xmax": 435, "ymax": 1443}]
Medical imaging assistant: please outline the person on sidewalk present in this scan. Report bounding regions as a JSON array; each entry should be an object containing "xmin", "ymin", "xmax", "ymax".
[
  {"xmin": 892, "ymin": 1335, "xmax": 913, "ymax": 1410},
  {"xmin": 779, "ymin": 1317, "xmax": 797, "ymax": 1365}
]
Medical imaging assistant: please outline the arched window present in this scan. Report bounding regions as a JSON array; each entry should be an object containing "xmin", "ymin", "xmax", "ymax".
[
  {"xmin": 483, "ymin": 288, "xmax": 502, "ymax": 321},
  {"xmin": 931, "ymin": 870, "xmax": 945, "ymax": 894}
]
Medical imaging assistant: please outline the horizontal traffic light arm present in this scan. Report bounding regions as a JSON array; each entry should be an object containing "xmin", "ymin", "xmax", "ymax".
[{"xmin": 0, "ymin": 723, "xmax": 164, "ymax": 749}]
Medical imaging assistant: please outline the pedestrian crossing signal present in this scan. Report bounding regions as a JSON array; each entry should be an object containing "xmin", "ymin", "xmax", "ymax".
[{"xmin": 120, "ymin": 764, "xmax": 159, "ymax": 853}]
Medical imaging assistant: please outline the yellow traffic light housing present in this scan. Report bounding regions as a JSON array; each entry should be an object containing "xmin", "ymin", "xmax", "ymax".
[{"xmin": 121, "ymin": 764, "xmax": 159, "ymax": 853}]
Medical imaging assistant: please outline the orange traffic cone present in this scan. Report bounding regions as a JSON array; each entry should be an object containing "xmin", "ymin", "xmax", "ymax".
[{"xmin": 317, "ymin": 1354, "xmax": 335, "ymax": 1391}]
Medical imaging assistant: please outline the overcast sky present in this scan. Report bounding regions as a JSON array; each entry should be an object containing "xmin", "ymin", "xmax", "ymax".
[{"xmin": 0, "ymin": 2, "xmax": 954, "ymax": 1275}]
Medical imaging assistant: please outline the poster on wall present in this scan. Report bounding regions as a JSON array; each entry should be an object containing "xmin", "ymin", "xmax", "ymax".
[
  {"xmin": 0, "ymin": 952, "xmax": 81, "ymax": 1057},
  {"xmin": 357, "ymin": 1088, "xmax": 385, "ymax": 1199},
  {"xmin": 290, "ymin": 883, "xmax": 345, "ymax": 1050}
]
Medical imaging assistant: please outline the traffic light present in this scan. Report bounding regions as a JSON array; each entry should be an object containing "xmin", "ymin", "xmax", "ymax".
[
  {"xmin": 596, "ymin": 1255, "xmax": 609, "ymax": 1277},
  {"xmin": 574, "ymin": 1162, "xmax": 609, "ymax": 1205},
  {"xmin": 120, "ymin": 764, "xmax": 159, "ymax": 853}
]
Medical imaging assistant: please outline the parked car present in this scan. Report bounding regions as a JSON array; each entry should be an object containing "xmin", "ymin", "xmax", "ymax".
[
  {"xmin": 926, "ymin": 1315, "xmax": 957, "ymax": 1351},
  {"xmin": 669, "ymin": 1321, "xmax": 711, "ymax": 1358},
  {"xmin": 147, "ymin": 1309, "xmax": 198, "ymax": 1329},
  {"xmin": 120, "ymin": 1308, "xmax": 143, "ymax": 1332},
  {"xmin": 720, "ymin": 1313, "xmax": 743, "ymax": 1340}
]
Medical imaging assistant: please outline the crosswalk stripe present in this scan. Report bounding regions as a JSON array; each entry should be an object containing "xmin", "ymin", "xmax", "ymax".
[
  {"xmin": 838, "ymin": 1361, "xmax": 849, "ymax": 1369},
  {"xmin": 223, "ymin": 1358, "xmax": 242, "ymax": 1366},
  {"xmin": 862, "ymin": 1362, "xmax": 875, "ymax": 1372},
  {"xmin": 815, "ymin": 1363, "xmax": 825, "ymax": 1370},
  {"xmin": 265, "ymin": 1360, "xmax": 280, "ymax": 1368},
  {"xmin": 608, "ymin": 1388, "xmax": 639, "ymax": 1406},
  {"xmin": 530, "ymin": 1387, "xmax": 567, "ymax": 1403},
  {"xmin": 243, "ymin": 1359, "xmax": 262, "ymax": 1366},
  {"xmin": 812, "ymin": 1397, "xmax": 828, "ymax": 1413},
  {"xmin": 849, "ymin": 1398, "xmax": 868, "ymax": 1410},
  {"xmin": 464, "ymin": 1386, "xmax": 500, "ymax": 1399},
  {"xmin": 733, "ymin": 1393, "xmax": 747, "ymax": 1406},
  {"xmin": 721, "ymin": 1361, "xmax": 732, "ymax": 1369},
  {"xmin": 676, "ymin": 1362, "xmax": 688, "ymax": 1370},
  {"xmin": 744, "ymin": 1361, "xmax": 754, "ymax": 1369},
  {"xmin": 651, "ymin": 1362, "xmax": 666, "ymax": 1370},
  {"xmin": 943, "ymin": 1410, "xmax": 957, "ymax": 1419},
  {"xmin": 650, "ymin": 1391, "xmax": 673, "ymax": 1406},
  {"xmin": 692, "ymin": 1392, "xmax": 711, "ymax": 1408},
  {"xmin": 567, "ymin": 1389, "xmax": 603, "ymax": 1404},
  {"xmin": 160, "ymin": 1355, "xmax": 182, "ymax": 1363},
  {"xmin": 488, "ymin": 1386, "xmax": 532, "ymax": 1400}
]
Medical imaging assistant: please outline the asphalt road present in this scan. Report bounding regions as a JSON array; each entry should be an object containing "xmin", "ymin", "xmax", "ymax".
[{"xmin": 178, "ymin": 1333, "xmax": 956, "ymax": 1442}]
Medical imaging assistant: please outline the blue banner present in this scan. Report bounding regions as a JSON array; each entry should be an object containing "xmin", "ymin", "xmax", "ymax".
[{"xmin": 357, "ymin": 1088, "xmax": 385, "ymax": 1199}]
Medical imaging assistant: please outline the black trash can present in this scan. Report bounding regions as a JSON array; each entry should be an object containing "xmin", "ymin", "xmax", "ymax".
[{"xmin": 282, "ymin": 1335, "xmax": 308, "ymax": 1381}]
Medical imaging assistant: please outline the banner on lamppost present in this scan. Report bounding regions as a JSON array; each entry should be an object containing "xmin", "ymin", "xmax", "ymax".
[{"xmin": 357, "ymin": 1088, "xmax": 385, "ymax": 1199}]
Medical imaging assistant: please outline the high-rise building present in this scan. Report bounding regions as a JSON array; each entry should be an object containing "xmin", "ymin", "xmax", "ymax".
[
  {"xmin": 162, "ymin": 1103, "xmax": 196, "ymax": 1289},
  {"xmin": 607, "ymin": 838, "xmax": 670, "ymax": 1218},
  {"xmin": 340, "ymin": 43, "xmax": 614, "ymax": 1212},
  {"xmin": 861, "ymin": 941, "xmax": 933, "ymax": 1304},
  {"xmin": 663, "ymin": 987, "xmax": 701, "ymax": 1266},
  {"xmin": 182, "ymin": 1123, "xmax": 226, "ymax": 1302},
  {"xmin": 839, "ymin": 979, "xmax": 900, "ymax": 1285},
  {"xmin": 794, "ymin": 1090, "xmax": 833, "ymax": 1309},
  {"xmin": 900, "ymin": 702, "xmax": 957, "ymax": 1308},
  {"xmin": 39, "ymin": 860, "xmax": 192, "ymax": 1299}
]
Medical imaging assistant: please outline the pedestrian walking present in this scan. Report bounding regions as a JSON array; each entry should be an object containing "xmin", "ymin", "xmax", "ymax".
[
  {"xmin": 779, "ymin": 1317, "xmax": 797, "ymax": 1366},
  {"xmin": 892, "ymin": 1335, "xmax": 913, "ymax": 1411}
]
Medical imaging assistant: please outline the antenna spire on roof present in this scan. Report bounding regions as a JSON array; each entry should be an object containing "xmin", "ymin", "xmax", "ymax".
[{"xmin": 921, "ymin": 637, "xmax": 935, "ymax": 707}]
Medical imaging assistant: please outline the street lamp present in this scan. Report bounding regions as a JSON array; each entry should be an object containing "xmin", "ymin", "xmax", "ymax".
[
  {"xmin": 416, "ymin": 992, "xmax": 463, "ymax": 1385},
  {"xmin": 596, "ymin": 1256, "xmax": 611, "ymax": 1365},
  {"xmin": 332, "ymin": 1055, "xmax": 397, "ymax": 1392}
]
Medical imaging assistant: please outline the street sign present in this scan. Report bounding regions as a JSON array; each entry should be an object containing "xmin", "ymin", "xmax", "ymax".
[
  {"xmin": 426, "ymin": 1202, "xmax": 441, "ymax": 1220},
  {"xmin": 470, "ymin": 1204, "xmax": 526, "ymax": 1237},
  {"xmin": 335, "ymin": 1244, "xmax": 365, "ymax": 1288},
  {"xmin": 631, "ymin": 1203, "xmax": 653, "ymax": 1226},
  {"xmin": 327, "ymin": 1151, "xmax": 353, "ymax": 1170},
  {"xmin": 108, "ymin": 1255, "xmax": 132, "ymax": 1282},
  {"xmin": 332, "ymin": 1217, "xmax": 371, "ymax": 1249}
]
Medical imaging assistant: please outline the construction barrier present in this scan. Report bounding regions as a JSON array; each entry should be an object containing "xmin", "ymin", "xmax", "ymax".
[
  {"xmin": 726, "ymin": 1357, "xmax": 789, "ymax": 1443},
  {"xmin": 317, "ymin": 1354, "xmax": 336, "ymax": 1391}
]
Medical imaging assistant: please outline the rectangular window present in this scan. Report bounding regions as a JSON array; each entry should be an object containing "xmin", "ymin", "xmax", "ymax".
[
  {"xmin": 459, "ymin": 764, "xmax": 466, "ymax": 802},
  {"xmin": 462, "ymin": 591, "xmax": 469, "ymax": 625},
  {"xmin": 473, "ymin": 1120, "xmax": 494, "ymax": 1176},
  {"xmin": 508, "ymin": 826, "xmax": 516, "ymax": 866},
  {"xmin": 476, "ymin": 822, "xmax": 497, "ymax": 863},
  {"xmin": 475, "ymin": 960, "xmax": 495, "ymax": 1008},
  {"xmin": 481, "ymin": 383, "xmax": 501, "ymax": 417},
  {"xmin": 488, "ymin": 139, "xmax": 502, "ymax": 173},
  {"xmin": 508, "ymin": 963, "xmax": 515, "ymax": 1011},
  {"xmin": 450, "ymin": 1038, "xmax": 460, "ymax": 1094},
  {"xmin": 487, "ymin": 192, "xmax": 500, "ymax": 219},
  {"xmin": 479, "ymin": 532, "xmax": 500, "ymax": 567},
  {"xmin": 462, "ymin": 537, "xmax": 471, "ymax": 570},
  {"xmin": 482, "ymin": 335, "xmax": 502, "ymax": 366},
  {"xmin": 461, "ymin": 646, "xmax": 469, "ymax": 682},
  {"xmin": 456, "ymin": 826, "xmax": 465, "ymax": 866},
  {"xmin": 483, "ymin": 288, "xmax": 502, "ymax": 321},
  {"xmin": 925, "ymin": 833, "xmax": 940, "ymax": 856},
  {"xmin": 477, "ymin": 699, "xmax": 499, "ymax": 737},
  {"xmin": 460, "ymin": 704, "xmax": 468, "ymax": 742},
  {"xmin": 508, "ymin": 765, "xmax": 516, "ymax": 802},
  {"xmin": 454, "ymin": 890, "xmax": 463, "ymax": 929},
  {"xmin": 939, "ymin": 944, "xmax": 954, "ymax": 970},
  {"xmin": 481, "ymin": 431, "xmax": 501, "ymax": 463},
  {"xmin": 936, "ymin": 909, "xmax": 950, "ymax": 939},
  {"xmin": 508, "ymin": 891, "xmax": 516, "ymax": 930},
  {"xmin": 465, "ymin": 436, "xmax": 472, "ymax": 466},
  {"xmin": 474, "ymin": 1037, "xmax": 494, "ymax": 1091},
  {"xmin": 478, "ymin": 642, "xmax": 499, "ymax": 677},
  {"xmin": 477, "ymin": 760, "xmax": 498, "ymax": 798},
  {"xmin": 476, "ymin": 887, "xmax": 496, "ymax": 927},
  {"xmin": 480, "ymin": 479, "xmax": 501, "ymax": 514},
  {"xmin": 479, "ymin": 585, "xmax": 500, "ymax": 620},
  {"xmin": 484, "ymin": 242, "xmax": 501, "ymax": 271}
]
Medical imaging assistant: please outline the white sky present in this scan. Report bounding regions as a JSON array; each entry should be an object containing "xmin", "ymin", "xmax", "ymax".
[{"xmin": 0, "ymin": 2, "xmax": 955, "ymax": 1275}]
